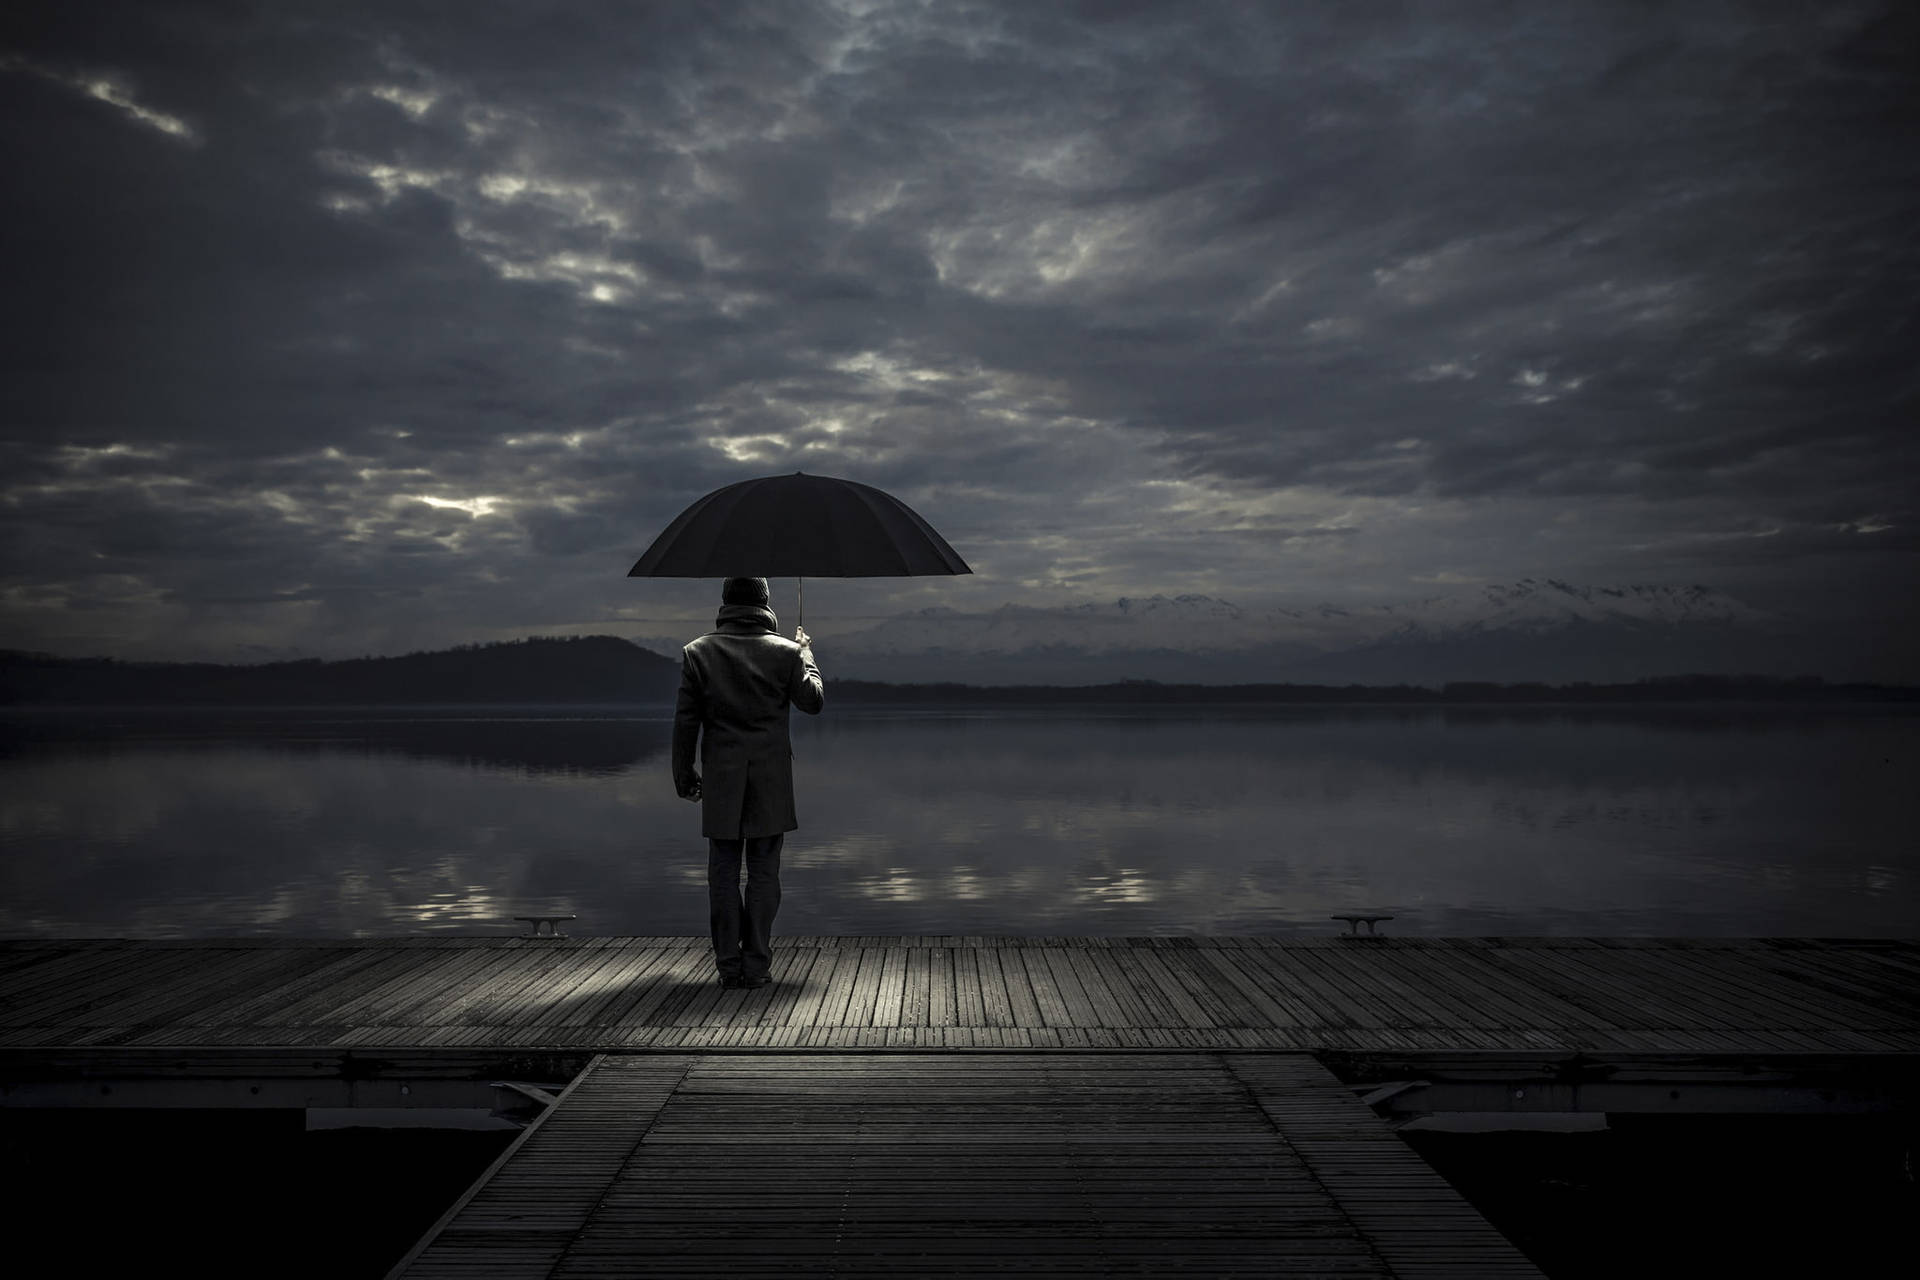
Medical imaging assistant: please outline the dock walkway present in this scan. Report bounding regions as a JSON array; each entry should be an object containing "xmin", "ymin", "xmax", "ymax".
[
  {"xmin": 390, "ymin": 1051, "xmax": 1541, "ymax": 1279},
  {"xmin": 4, "ymin": 936, "xmax": 1914, "ymax": 1277},
  {"xmin": 2, "ymin": 935, "xmax": 1915, "ymax": 1053}
]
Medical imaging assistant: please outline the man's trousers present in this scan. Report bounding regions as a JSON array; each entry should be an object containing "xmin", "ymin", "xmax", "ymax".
[{"xmin": 708, "ymin": 833, "xmax": 783, "ymax": 981}]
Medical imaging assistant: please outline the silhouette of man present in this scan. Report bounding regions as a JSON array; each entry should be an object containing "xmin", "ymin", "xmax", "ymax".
[{"xmin": 673, "ymin": 576, "xmax": 825, "ymax": 988}]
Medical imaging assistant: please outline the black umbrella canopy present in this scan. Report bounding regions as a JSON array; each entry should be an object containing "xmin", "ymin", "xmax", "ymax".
[{"xmin": 627, "ymin": 472, "xmax": 971, "ymax": 579}]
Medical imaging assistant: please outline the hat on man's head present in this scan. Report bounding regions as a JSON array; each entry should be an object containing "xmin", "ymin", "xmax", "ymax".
[{"xmin": 721, "ymin": 576, "xmax": 770, "ymax": 606}]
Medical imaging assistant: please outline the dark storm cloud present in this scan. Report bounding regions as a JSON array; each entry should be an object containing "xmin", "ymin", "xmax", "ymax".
[{"xmin": 1, "ymin": 1, "xmax": 1915, "ymax": 665}]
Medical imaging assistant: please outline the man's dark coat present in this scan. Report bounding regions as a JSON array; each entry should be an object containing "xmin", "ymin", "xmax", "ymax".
[{"xmin": 672, "ymin": 602, "xmax": 825, "ymax": 839}]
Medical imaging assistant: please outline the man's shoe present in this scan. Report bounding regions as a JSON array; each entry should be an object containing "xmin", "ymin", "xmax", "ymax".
[
  {"xmin": 718, "ymin": 975, "xmax": 743, "ymax": 988},
  {"xmin": 738, "ymin": 975, "xmax": 772, "ymax": 988}
]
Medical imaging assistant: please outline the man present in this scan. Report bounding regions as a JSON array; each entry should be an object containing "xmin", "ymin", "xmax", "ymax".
[{"xmin": 672, "ymin": 576, "xmax": 825, "ymax": 989}]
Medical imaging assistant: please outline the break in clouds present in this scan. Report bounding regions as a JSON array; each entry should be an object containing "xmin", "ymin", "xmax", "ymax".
[{"xmin": 1, "ymin": 1, "xmax": 1916, "ymax": 672}]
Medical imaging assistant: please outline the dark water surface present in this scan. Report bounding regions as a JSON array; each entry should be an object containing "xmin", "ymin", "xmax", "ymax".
[{"xmin": 2, "ymin": 703, "xmax": 1914, "ymax": 937}]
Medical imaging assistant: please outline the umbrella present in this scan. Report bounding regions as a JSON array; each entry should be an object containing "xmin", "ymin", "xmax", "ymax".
[{"xmin": 627, "ymin": 471, "xmax": 971, "ymax": 626}]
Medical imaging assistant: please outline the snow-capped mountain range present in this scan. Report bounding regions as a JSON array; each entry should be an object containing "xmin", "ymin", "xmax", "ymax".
[
  {"xmin": 837, "ymin": 580, "xmax": 1772, "ymax": 655},
  {"xmin": 641, "ymin": 579, "xmax": 1815, "ymax": 686}
]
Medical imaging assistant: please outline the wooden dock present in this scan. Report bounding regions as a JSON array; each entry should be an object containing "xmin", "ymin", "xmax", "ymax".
[
  {"xmin": 389, "ymin": 1051, "xmax": 1542, "ymax": 1278},
  {"xmin": 4, "ymin": 935, "xmax": 1915, "ymax": 1277},
  {"xmin": 3, "ymin": 935, "xmax": 1915, "ymax": 1054}
]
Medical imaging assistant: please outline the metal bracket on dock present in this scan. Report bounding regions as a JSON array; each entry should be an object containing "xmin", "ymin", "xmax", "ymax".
[
  {"xmin": 1354, "ymin": 1080, "xmax": 1433, "ymax": 1129},
  {"xmin": 515, "ymin": 915, "xmax": 577, "ymax": 938},
  {"xmin": 489, "ymin": 1080, "xmax": 565, "ymax": 1126},
  {"xmin": 1332, "ymin": 914, "xmax": 1393, "ymax": 936},
  {"xmin": 1358, "ymin": 1080, "xmax": 1431, "ymax": 1109}
]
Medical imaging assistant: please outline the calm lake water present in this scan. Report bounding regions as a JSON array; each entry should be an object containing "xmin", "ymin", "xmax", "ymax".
[{"xmin": 1, "ymin": 704, "xmax": 1914, "ymax": 938}]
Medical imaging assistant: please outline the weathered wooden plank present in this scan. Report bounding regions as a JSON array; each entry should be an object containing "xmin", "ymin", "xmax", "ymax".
[
  {"xmin": 277, "ymin": 949, "xmax": 470, "ymax": 1026},
  {"xmin": 1518, "ymin": 945, "xmax": 1675, "ymax": 1024},
  {"xmin": 1549, "ymin": 946, "xmax": 1744, "ymax": 1029},
  {"xmin": 983, "ymin": 943, "xmax": 1038, "ymax": 1028},
  {"xmin": 1038, "ymin": 945, "xmax": 1107, "ymax": 1027},
  {"xmin": 55, "ymin": 946, "xmax": 299, "ymax": 1037},
  {"xmin": 662, "ymin": 958, "xmax": 736, "ymax": 1028},
  {"xmin": 358, "ymin": 946, "xmax": 534, "ymax": 1028},
  {"xmin": 182, "ymin": 947, "xmax": 396, "ymax": 1029},
  {"xmin": 472, "ymin": 945, "xmax": 622, "ymax": 1027},
  {"xmin": 809, "ymin": 949, "xmax": 872, "ymax": 1024},
  {"xmin": 0, "ymin": 947, "xmax": 84, "ymax": 987},
  {"xmin": 358, "ymin": 942, "xmax": 530, "ymax": 1027},
  {"xmin": 1363, "ymin": 948, "xmax": 1520, "ymax": 1032},
  {"xmin": 745, "ymin": 945, "xmax": 819, "ymax": 1026},
  {"xmin": 548, "ymin": 946, "xmax": 671, "ymax": 1032},
  {"xmin": 134, "ymin": 946, "xmax": 358, "ymax": 1032},
  {"xmin": 489, "ymin": 942, "xmax": 638, "ymax": 1031},
  {"xmin": 6, "ymin": 949, "xmax": 207, "ymax": 1031},
  {"xmin": 1013, "ymin": 946, "xmax": 1075, "ymax": 1027},
  {"xmin": 1667, "ymin": 950, "xmax": 1864, "ymax": 1029},
  {"xmin": 1592, "ymin": 949, "xmax": 1771, "ymax": 1032},
  {"xmin": 0, "ymin": 950, "xmax": 131, "ymax": 1021},
  {"xmin": 888, "ymin": 945, "xmax": 921, "ymax": 1027},
  {"xmin": 0, "ymin": 946, "xmax": 196, "ymax": 1024},
  {"xmin": 1288, "ymin": 947, "xmax": 1420, "ymax": 1030},
  {"xmin": 1074, "ymin": 946, "xmax": 1164, "ymax": 1028},
  {"xmin": 841, "ymin": 946, "xmax": 885, "ymax": 1028},
  {"xmin": 1191, "ymin": 946, "xmax": 1313, "ymax": 1029},
  {"xmin": 1774, "ymin": 947, "xmax": 1920, "ymax": 1008},
  {"xmin": 779, "ymin": 945, "xmax": 843, "ymax": 1027},
  {"xmin": 605, "ymin": 946, "xmax": 713, "ymax": 1029},
  {"xmin": 535, "ymin": 944, "xmax": 679, "ymax": 1031},
  {"xmin": 1060, "ymin": 946, "xmax": 1138, "ymax": 1029},
  {"xmin": 1111, "ymin": 945, "xmax": 1214, "ymax": 1027},
  {"xmin": 1150, "ymin": 946, "xmax": 1260, "ymax": 1027},
  {"xmin": 5, "ymin": 946, "xmax": 223, "ymax": 1026},
  {"xmin": 1467, "ymin": 946, "xmax": 1636, "ymax": 1030},
  {"xmin": 1099, "ymin": 945, "xmax": 1189, "ymax": 1027},
  {"xmin": 947, "ymin": 945, "xmax": 983, "ymax": 1027},
  {"xmin": 1447, "ymin": 949, "xmax": 1611, "ymax": 1032},
  {"xmin": 872, "ymin": 944, "xmax": 910, "ymax": 1027},
  {"xmin": 1697, "ymin": 948, "xmax": 1917, "ymax": 1026},
  {"xmin": 1211, "ymin": 946, "xmax": 1340, "ymax": 1027},
  {"xmin": 1414, "ymin": 948, "xmax": 1588, "ymax": 1030},
  {"xmin": 925, "ymin": 945, "xmax": 955, "ymax": 1028}
]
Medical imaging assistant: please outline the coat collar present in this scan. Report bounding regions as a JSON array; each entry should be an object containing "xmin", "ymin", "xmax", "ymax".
[{"xmin": 714, "ymin": 603, "xmax": 778, "ymax": 634}]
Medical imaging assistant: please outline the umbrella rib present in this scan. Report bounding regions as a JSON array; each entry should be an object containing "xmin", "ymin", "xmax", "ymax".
[
  {"xmin": 628, "ymin": 483, "xmax": 721, "ymax": 576},
  {"xmin": 847, "ymin": 481, "xmax": 969, "ymax": 575},
  {"xmin": 833, "ymin": 483, "xmax": 911, "ymax": 576},
  {"xmin": 696, "ymin": 479, "xmax": 768, "ymax": 576}
]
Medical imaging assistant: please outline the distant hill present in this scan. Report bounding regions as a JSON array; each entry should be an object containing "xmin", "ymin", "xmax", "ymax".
[
  {"xmin": 0, "ymin": 636, "xmax": 683, "ymax": 706},
  {"xmin": 1, "ymin": 638, "xmax": 1911, "ymax": 707},
  {"xmin": 662, "ymin": 578, "xmax": 1890, "ymax": 686},
  {"xmin": 827, "ymin": 675, "xmax": 1914, "ymax": 705}
]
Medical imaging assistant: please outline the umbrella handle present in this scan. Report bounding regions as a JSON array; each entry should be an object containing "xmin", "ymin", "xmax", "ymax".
[{"xmin": 798, "ymin": 576, "xmax": 803, "ymax": 630}]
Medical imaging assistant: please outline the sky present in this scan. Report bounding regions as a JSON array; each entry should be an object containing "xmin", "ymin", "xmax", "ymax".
[{"xmin": 2, "ymin": 1, "xmax": 1916, "ymax": 674}]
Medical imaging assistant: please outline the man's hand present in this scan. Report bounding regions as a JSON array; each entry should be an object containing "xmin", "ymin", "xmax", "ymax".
[
  {"xmin": 795, "ymin": 625, "xmax": 811, "ymax": 650},
  {"xmin": 677, "ymin": 772, "xmax": 702, "ymax": 802}
]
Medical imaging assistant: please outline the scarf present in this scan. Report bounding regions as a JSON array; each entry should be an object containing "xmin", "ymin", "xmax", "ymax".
[{"xmin": 714, "ymin": 603, "xmax": 778, "ymax": 633}]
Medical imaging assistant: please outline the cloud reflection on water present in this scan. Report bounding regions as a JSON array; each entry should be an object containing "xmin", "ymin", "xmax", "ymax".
[{"xmin": 0, "ymin": 705, "xmax": 1914, "ymax": 938}]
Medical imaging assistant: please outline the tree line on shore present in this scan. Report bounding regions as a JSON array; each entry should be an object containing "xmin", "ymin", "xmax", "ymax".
[{"xmin": 1, "ymin": 635, "xmax": 1911, "ymax": 705}]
